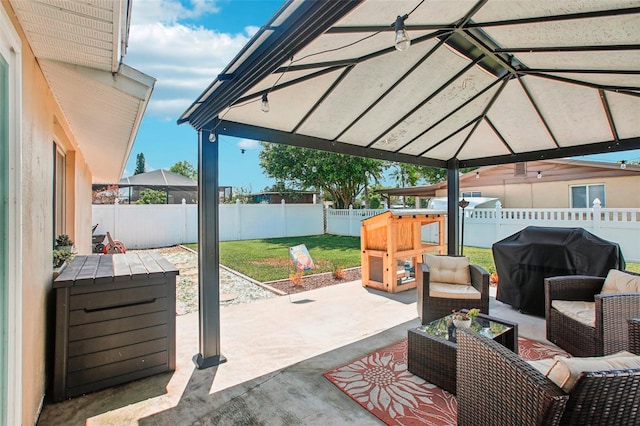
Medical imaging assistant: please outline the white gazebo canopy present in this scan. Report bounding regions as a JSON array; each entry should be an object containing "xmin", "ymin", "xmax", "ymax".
[{"xmin": 179, "ymin": 0, "xmax": 640, "ymax": 368}]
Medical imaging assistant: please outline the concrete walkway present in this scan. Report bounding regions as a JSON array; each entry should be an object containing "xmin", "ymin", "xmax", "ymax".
[{"xmin": 38, "ymin": 281, "xmax": 547, "ymax": 425}]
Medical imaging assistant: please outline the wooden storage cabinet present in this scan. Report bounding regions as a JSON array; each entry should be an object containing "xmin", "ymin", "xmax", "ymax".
[
  {"xmin": 53, "ymin": 253, "xmax": 178, "ymax": 401},
  {"xmin": 361, "ymin": 210, "xmax": 446, "ymax": 293}
]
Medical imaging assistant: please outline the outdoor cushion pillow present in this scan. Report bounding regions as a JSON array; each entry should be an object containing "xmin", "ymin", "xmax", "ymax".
[
  {"xmin": 544, "ymin": 351, "xmax": 640, "ymax": 392},
  {"xmin": 551, "ymin": 300, "xmax": 595, "ymax": 327},
  {"xmin": 424, "ymin": 254, "xmax": 470, "ymax": 285},
  {"xmin": 429, "ymin": 282, "xmax": 481, "ymax": 299},
  {"xmin": 601, "ymin": 269, "xmax": 640, "ymax": 294}
]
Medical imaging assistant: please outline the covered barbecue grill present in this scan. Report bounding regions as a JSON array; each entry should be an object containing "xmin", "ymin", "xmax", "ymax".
[{"xmin": 493, "ymin": 226, "xmax": 625, "ymax": 316}]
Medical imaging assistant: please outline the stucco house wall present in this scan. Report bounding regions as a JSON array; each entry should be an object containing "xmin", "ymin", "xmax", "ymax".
[
  {"xmin": 2, "ymin": 1, "xmax": 96, "ymax": 422},
  {"xmin": 433, "ymin": 172, "xmax": 640, "ymax": 208},
  {"xmin": 2, "ymin": 0, "xmax": 155, "ymax": 421}
]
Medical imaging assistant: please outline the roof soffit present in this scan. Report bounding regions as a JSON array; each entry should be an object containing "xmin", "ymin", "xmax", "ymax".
[{"xmin": 9, "ymin": 0, "xmax": 155, "ymax": 182}]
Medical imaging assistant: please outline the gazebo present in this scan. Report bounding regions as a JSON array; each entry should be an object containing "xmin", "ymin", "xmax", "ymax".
[
  {"xmin": 116, "ymin": 169, "xmax": 197, "ymax": 204},
  {"xmin": 177, "ymin": 1, "xmax": 640, "ymax": 368}
]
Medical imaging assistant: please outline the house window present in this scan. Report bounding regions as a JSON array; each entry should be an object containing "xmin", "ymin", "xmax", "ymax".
[
  {"xmin": 53, "ymin": 144, "xmax": 66, "ymax": 239},
  {"xmin": 462, "ymin": 191, "xmax": 481, "ymax": 198},
  {"xmin": 570, "ymin": 184, "xmax": 605, "ymax": 208}
]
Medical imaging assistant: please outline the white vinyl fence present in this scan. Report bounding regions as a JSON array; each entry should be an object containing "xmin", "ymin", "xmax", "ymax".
[
  {"xmin": 326, "ymin": 203, "xmax": 640, "ymax": 262},
  {"xmin": 92, "ymin": 201, "xmax": 324, "ymax": 249},
  {"xmin": 93, "ymin": 201, "xmax": 640, "ymax": 262}
]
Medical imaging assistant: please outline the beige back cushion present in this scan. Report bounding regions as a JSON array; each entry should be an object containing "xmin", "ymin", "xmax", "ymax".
[
  {"xmin": 545, "ymin": 351, "xmax": 640, "ymax": 392},
  {"xmin": 601, "ymin": 269, "xmax": 640, "ymax": 294},
  {"xmin": 424, "ymin": 254, "xmax": 470, "ymax": 285}
]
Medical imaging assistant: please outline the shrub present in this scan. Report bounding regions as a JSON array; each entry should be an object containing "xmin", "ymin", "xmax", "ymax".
[
  {"xmin": 332, "ymin": 265, "xmax": 346, "ymax": 280},
  {"xmin": 55, "ymin": 234, "xmax": 74, "ymax": 248},
  {"xmin": 53, "ymin": 248, "xmax": 74, "ymax": 268},
  {"xmin": 289, "ymin": 271, "xmax": 303, "ymax": 287}
]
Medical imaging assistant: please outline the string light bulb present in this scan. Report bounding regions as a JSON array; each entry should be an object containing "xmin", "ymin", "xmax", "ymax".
[
  {"xmin": 261, "ymin": 93, "xmax": 270, "ymax": 113},
  {"xmin": 394, "ymin": 15, "xmax": 410, "ymax": 51},
  {"xmin": 620, "ymin": 160, "xmax": 627, "ymax": 169},
  {"xmin": 476, "ymin": 171, "xmax": 480, "ymax": 179},
  {"xmin": 537, "ymin": 171, "xmax": 542, "ymax": 179},
  {"xmin": 208, "ymin": 132, "xmax": 216, "ymax": 142}
]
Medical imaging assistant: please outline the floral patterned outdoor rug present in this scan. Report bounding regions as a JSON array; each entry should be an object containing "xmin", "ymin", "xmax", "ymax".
[{"xmin": 323, "ymin": 337, "xmax": 569, "ymax": 425}]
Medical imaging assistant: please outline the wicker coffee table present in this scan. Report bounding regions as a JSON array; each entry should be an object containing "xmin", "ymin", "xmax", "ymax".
[{"xmin": 407, "ymin": 312, "xmax": 518, "ymax": 394}]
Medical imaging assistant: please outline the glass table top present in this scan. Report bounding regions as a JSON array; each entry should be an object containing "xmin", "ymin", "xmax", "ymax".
[{"xmin": 417, "ymin": 313, "xmax": 513, "ymax": 343}]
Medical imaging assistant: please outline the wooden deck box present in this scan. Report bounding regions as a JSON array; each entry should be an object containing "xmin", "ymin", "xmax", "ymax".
[
  {"xmin": 361, "ymin": 210, "xmax": 445, "ymax": 293},
  {"xmin": 52, "ymin": 253, "xmax": 178, "ymax": 401}
]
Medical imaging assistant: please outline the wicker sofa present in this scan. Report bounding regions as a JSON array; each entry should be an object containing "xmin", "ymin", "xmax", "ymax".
[
  {"xmin": 456, "ymin": 321, "xmax": 640, "ymax": 426},
  {"xmin": 545, "ymin": 270, "xmax": 640, "ymax": 357},
  {"xmin": 416, "ymin": 255, "xmax": 490, "ymax": 324}
]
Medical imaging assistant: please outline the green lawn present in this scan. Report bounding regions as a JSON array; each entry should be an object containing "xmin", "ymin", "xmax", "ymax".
[
  {"xmin": 184, "ymin": 236, "xmax": 640, "ymax": 282},
  {"xmin": 185, "ymin": 235, "xmax": 362, "ymax": 282}
]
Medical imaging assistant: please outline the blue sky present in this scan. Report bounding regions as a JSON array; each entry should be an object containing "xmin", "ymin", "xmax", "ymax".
[
  {"xmin": 124, "ymin": 0, "xmax": 640, "ymax": 191},
  {"xmin": 124, "ymin": 0, "xmax": 283, "ymax": 191}
]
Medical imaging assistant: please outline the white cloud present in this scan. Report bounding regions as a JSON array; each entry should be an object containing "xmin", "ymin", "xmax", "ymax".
[
  {"xmin": 238, "ymin": 139, "xmax": 260, "ymax": 150},
  {"xmin": 131, "ymin": 0, "xmax": 220, "ymax": 25},
  {"xmin": 126, "ymin": 1, "xmax": 255, "ymax": 121}
]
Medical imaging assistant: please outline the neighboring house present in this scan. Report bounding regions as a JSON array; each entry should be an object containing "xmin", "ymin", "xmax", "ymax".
[
  {"xmin": 0, "ymin": 1, "xmax": 154, "ymax": 424},
  {"xmin": 248, "ymin": 190, "xmax": 318, "ymax": 204},
  {"xmin": 93, "ymin": 169, "xmax": 198, "ymax": 204},
  {"xmin": 378, "ymin": 159, "xmax": 640, "ymax": 209}
]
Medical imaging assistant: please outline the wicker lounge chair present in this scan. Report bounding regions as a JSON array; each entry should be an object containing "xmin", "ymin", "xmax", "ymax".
[
  {"xmin": 416, "ymin": 255, "xmax": 489, "ymax": 324},
  {"xmin": 457, "ymin": 328, "xmax": 640, "ymax": 426},
  {"xmin": 545, "ymin": 271, "xmax": 640, "ymax": 357}
]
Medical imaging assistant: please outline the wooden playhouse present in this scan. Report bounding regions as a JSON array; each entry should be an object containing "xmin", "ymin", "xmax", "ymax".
[{"xmin": 361, "ymin": 210, "xmax": 446, "ymax": 293}]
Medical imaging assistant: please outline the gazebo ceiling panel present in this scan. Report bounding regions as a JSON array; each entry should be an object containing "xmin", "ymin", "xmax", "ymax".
[
  {"xmin": 371, "ymin": 67, "xmax": 498, "ymax": 151},
  {"xmin": 457, "ymin": 119, "xmax": 508, "ymax": 159},
  {"xmin": 238, "ymin": 67, "xmax": 335, "ymax": 103},
  {"xmin": 395, "ymin": 81, "xmax": 501, "ymax": 156},
  {"xmin": 486, "ymin": 80, "xmax": 557, "ymax": 153},
  {"xmin": 482, "ymin": 14, "xmax": 638, "ymax": 49},
  {"xmin": 340, "ymin": 46, "xmax": 471, "ymax": 146},
  {"xmin": 515, "ymin": 51, "xmax": 640, "ymax": 72},
  {"xmin": 551, "ymin": 73, "xmax": 640, "ymax": 90},
  {"xmin": 296, "ymin": 40, "xmax": 445, "ymax": 140},
  {"xmin": 337, "ymin": 0, "xmax": 477, "ymax": 27},
  {"xmin": 291, "ymin": 30, "xmax": 436, "ymax": 66},
  {"xmin": 607, "ymin": 92, "xmax": 640, "ymax": 139},
  {"xmin": 472, "ymin": 0, "xmax": 638, "ymax": 22},
  {"xmin": 525, "ymin": 77, "xmax": 613, "ymax": 146},
  {"xmin": 223, "ymin": 69, "xmax": 344, "ymax": 132},
  {"xmin": 421, "ymin": 128, "xmax": 473, "ymax": 160},
  {"xmin": 182, "ymin": 0, "xmax": 640, "ymax": 167}
]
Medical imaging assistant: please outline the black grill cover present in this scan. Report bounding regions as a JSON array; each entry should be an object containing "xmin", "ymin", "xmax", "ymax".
[{"xmin": 493, "ymin": 226, "xmax": 625, "ymax": 316}]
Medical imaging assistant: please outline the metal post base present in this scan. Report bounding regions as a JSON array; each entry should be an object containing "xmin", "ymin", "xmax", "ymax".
[{"xmin": 193, "ymin": 353, "xmax": 227, "ymax": 369}]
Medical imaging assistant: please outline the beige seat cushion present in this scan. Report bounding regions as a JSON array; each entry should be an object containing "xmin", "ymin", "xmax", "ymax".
[
  {"xmin": 429, "ymin": 282, "xmax": 481, "ymax": 299},
  {"xmin": 424, "ymin": 254, "xmax": 470, "ymax": 285},
  {"xmin": 551, "ymin": 300, "xmax": 595, "ymax": 327},
  {"xmin": 601, "ymin": 269, "xmax": 640, "ymax": 294},
  {"xmin": 543, "ymin": 351, "xmax": 640, "ymax": 392}
]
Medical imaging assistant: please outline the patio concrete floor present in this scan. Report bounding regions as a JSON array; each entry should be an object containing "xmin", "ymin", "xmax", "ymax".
[{"xmin": 38, "ymin": 281, "xmax": 547, "ymax": 425}]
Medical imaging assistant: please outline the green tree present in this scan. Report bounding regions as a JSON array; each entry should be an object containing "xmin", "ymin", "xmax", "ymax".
[
  {"xmin": 226, "ymin": 186, "xmax": 252, "ymax": 204},
  {"xmin": 259, "ymin": 143, "xmax": 384, "ymax": 209},
  {"xmin": 136, "ymin": 188, "xmax": 166, "ymax": 204},
  {"xmin": 134, "ymin": 153, "xmax": 146, "ymax": 175},
  {"xmin": 419, "ymin": 166, "xmax": 477, "ymax": 184},
  {"xmin": 170, "ymin": 160, "xmax": 197, "ymax": 180}
]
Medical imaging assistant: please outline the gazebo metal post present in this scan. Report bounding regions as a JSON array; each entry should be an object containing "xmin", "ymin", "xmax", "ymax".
[
  {"xmin": 447, "ymin": 159, "xmax": 460, "ymax": 256},
  {"xmin": 194, "ymin": 125, "xmax": 226, "ymax": 369}
]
